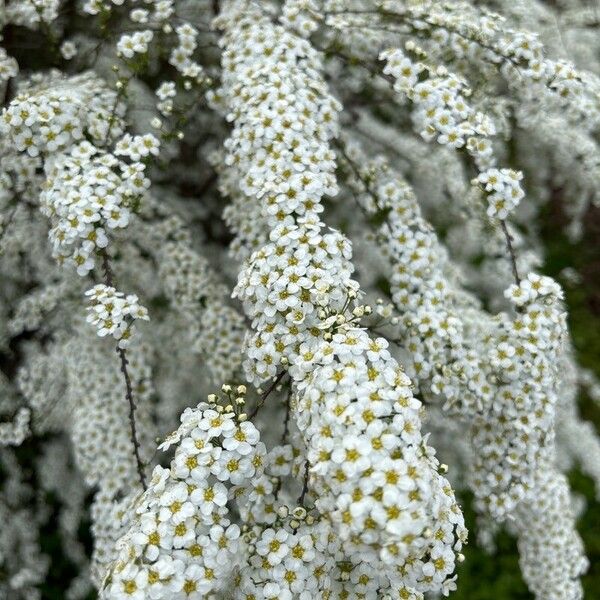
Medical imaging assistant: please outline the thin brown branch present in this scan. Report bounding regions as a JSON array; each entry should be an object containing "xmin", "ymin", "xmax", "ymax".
[
  {"xmin": 500, "ymin": 219, "xmax": 521, "ymax": 285},
  {"xmin": 101, "ymin": 251, "xmax": 147, "ymax": 490},
  {"xmin": 249, "ymin": 370, "xmax": 287, "ymax": 419},
  {"xmin": 117, "ymin": 345, "xmax": 148, "ymax": 490},
  {"xmin": 281, "ymin": 390, "xmax": 292, "ymax": 445},
  {"xmin": 297, "ymin": 460, "xmax": 310, "ymax": 506}
]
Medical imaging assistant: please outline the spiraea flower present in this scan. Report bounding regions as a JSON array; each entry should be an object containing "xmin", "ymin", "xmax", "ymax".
[{"xmin": 0, "ymin": 1, "xmax": 599, "ymax": 600}]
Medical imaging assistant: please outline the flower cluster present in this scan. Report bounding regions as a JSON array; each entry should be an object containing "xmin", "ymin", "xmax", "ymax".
[
  {"xmin": 86, "ymin": 284, "xmax": 149, "ymax": 348},
  {"xmin": 0, "ymin": 47, "xmax": 18, "ymax": 83},
  {"xmin": 76, "ymin": 337, "xmax": 154, "ymax": 579},
  {"xmin": 157, "ymin": 239, "xmax": 245, "ymax": 382},
  {"xmin": 117, "ymin": 31, "xmax": 154, "ymax": 60},
  {"xmin": 0, "ymin": 406, "xmax": 31, "ymax": 446},
  {"xmin": 102, "ymin": 393, "xmax": 265, "ymax": 600},
  {"xmin": 381, "ymin": 48, "xmax": 496, "ymax": 158},
  {"xmin": 0, "ymin": 72, "xmax": 124, "ymax": 156},
  {"xmin": 218, "ymin": 3, "xmax": 466, "ymax": 596},
  {"xmin": 476, "ymin": 168, "xmax": 526, "ymax": 220},
  {"xmin": 170, "ymin": 24, "xmax": 204, "ymax": 78},
  {"xmin": 41, "ymin": 142, "xmax": 149, "ymax": 275},
  {"xmin": 1, "ymin": 1, "xmax": 599, "ymax": 599},
  {"xmin": 339, "ymin": 138, "xmax": 586, "ymax": 596},
  {"xmin": 115, "ymin": 134, "xmax": 160, "ymax": 161},
  {"xmin": 471, "ymin": 273, "xmax": 567, "ymax": 517},
  {"xmin": 514, "ymin": 466, "xmax": 588, "ymax": 599}
]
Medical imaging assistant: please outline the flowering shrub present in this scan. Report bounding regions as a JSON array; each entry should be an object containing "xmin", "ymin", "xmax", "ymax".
[{"xmin": 0, "ymin": 1, "xmax": 599, "ymax": 599}]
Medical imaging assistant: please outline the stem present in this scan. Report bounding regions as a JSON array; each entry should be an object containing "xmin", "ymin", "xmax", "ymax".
[
  {"xmin": 297, "ymin": 459, "xmax": 310, "ymax": 506},
  {"xmin": 117, "ymin": 345, "xmax": 147, "ymax": 490},
  {"xmin": 500, "ymin": 219, "xmax": 521, "ymax": 285},
  {"xmin": 281, "ymin": 391, "xmax": 292, "ymax": 445},
  {"xmin": 101, "ymin": 251, "xmax": 147, "ymax": 490},
  {"xmin": 249, "ymin": 371, "xmax": 287, "ymax": 419}
]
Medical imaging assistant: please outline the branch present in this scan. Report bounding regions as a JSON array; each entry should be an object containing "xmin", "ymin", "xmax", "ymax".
[
  {"xmin": 500, "ymin": 219, "xmax": 521, "ymax": 285},
  {"xmin": 249, "ymin": 370, "xmax": 287, "ymax": 419},
  {"xmin": 281, "ymin": 390, "xmax": 292, "ymax": 445},
  {"xmin": 297, "ymin": 459, "xmax": 310, "ymax": 506},
  {"xmin": 117, "ymin": 345, "xmax": 147, "ymax": 490},
  {"xmin": 101, "ymin": 251, "xmax": 147, "ymax": 490}
]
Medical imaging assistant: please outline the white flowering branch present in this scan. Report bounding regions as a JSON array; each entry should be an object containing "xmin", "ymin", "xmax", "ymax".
[{"xmin": 0, "ymin": 1, "xmax": 599, "ymax": 599}]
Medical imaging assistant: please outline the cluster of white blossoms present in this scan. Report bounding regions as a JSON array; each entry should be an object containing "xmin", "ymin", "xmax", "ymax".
[
  {"xmin": 170, "ymin": 24, "xmax": 204, "ymax": 78},
  {"xmin": 4, "ymin": 0, "xmax": 60, "ymax": 28},
  {"xmin": 115, "ymin": 133, "xmax": 161, "ymax": 161},
  {"xmin": 0, "ymin": 47, "xmax": 18, "ymax": 83},
  {"xmin": 325, "ymin": 0, "xmax": 600, "ymax": 232},
  {"xmin": 339, "ymin": 137, "xmax": 587, "ymax": 596},
  {"xmin": 117, "ymin": 30, "xmax": 154, "ymax": 60},
  {"xmin": 1, "ymin": 1, "xmax": 600, "ymax": 599},
  {"xmin": 86, "ymin": 284, "xmax": 149, "ymax": 348},
  {"xmin": 513, "ymin": 464, "xmax": 588, "ymax": 600},
  {"xmin": 63, "ymin": 330, "xmax": 155, "ymax": 583},
  {"xmin": 0, "ymin": 72, "xmax": 125, "ymax": 156},
  {"xmin": 217, "ymin": 3, "xmax": 466, "ymax": 596},
  {"xmin": 380, "ymin": 48, "xmax": 496, "ymax": 161},
  {"xmin": 471, "ymin": 273, "xmax": 567, "ymax": 517},
  {"xmin": 0, "ymin": 405, "xmax": 30, "ymax": 446},
  {"xmin": 102, "ymin": 392, "xmax": 264, "ymax": 600},
  {"xmin": 476, "ymin": 168, "xmax": 526, "ymax": 220},
  {"xmin": 0, "ymin": 449, "xmax": 50, "ymax": 599},
  {"xmin": 40, "ymin": 142, "xmax": 149, "ymax": 275},
  {"xmin": 339, "ymin": 139, "xmax": 488, "ymax": 414},
  {"xmin": 380, "ymin": 47, "xmax": 530, "ymax": 220}
]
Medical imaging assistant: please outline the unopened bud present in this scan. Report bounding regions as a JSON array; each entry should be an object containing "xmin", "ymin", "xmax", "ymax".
[
  {"xmin": 353, "ymin": 306, "xmax": 365, "ymax": 318},
  {"xmin": 292, "ymin": 506, "xmax": 307, "ymax": 520}
]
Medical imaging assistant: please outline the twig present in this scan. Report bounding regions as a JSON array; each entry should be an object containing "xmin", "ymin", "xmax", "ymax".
[
  {"xmin": 101, "ymin": 250, "xmax": 114, "ymax": 287},
  {"xmin": 101, "ymin": 251, "xmax": 147, "ymax": 490},
  {"xmin": 297, "ymin": 460, "xmax": 310, "ymax": 506},
  {"xmin": 500, "ymin": 219, "xmax": 521, "ymax": 285},
  {"xmin": 249, "ymin": 371, "xmax": 287, "ymax": 419},
  {"xmin": 117, "ymin": 345, "xmax": 147, "ymax": 490},
  {"xmin": 281, "ymin": 390, "xmax": 292, "ymax": 445}
]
